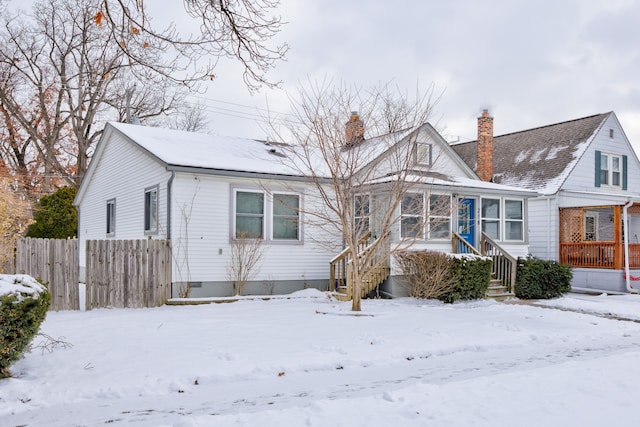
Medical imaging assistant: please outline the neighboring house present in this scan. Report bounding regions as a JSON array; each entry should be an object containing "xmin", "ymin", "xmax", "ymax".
[
  {"xmin": 452, "ymin": 110, "xmax": 640, "ymax": 293},
  {"xmin": 75, "ymin": 117, "xmax": 535, "ymax": 299}
]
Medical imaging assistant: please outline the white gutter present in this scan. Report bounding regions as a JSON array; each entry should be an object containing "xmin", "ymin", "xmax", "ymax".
[{"xmin": 623, "ymin": 200, "xmax": 639, "ymax": 293}]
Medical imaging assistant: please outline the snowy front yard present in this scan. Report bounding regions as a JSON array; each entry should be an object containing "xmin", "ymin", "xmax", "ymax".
[{"xmin": 2, "ymin": 290, "xmax": 640, "ymax": 426}]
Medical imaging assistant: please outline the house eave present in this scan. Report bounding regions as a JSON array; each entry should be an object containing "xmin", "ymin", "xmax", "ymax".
[{"xmin": 165, "ymin": 164, "xmax": 332, "ymax": 183}]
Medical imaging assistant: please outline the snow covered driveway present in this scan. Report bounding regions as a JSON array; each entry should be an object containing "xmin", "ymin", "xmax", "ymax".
[{"xmin": 2, "ymin": 291, "xmax": 640, "ymax": 426}]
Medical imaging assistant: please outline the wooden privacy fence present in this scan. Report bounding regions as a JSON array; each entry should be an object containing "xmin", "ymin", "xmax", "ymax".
[
  {"xmin": 86, "ymin": 239, "xmax": 172, "ymax": 309},
  {"xmin": 14, "ymin": 238, "xmax": 79, "ymax": 311}
]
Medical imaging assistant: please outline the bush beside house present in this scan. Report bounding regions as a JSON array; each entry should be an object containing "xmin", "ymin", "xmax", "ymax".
[
  {"xmin": 0, "ymin": 275, "xmax": 50, "ymax": 378},
  {"xmin": 515, "ymin": 256, "xmax": 572, "ymax": 299},
  {"xmin": 395, "ymin": 251, "xmax": 492, "ymax": 303},
  {"xmin": 440, "ymin": 254, "xmax": 492, "ymax": 303}
]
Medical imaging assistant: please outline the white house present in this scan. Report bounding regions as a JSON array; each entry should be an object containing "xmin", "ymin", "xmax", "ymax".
[
  {"xmin": 75, "ymin": 116, "xmax": 536, "ymax": 299},
  {"xmin": 452, "ymin": 111, "xmax": 640, "ymax": 293}
]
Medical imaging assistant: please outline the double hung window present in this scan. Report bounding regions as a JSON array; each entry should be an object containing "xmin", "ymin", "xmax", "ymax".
[{"xmin": 234, "ymin": 190, "xmax": 300, "ymax": 241}]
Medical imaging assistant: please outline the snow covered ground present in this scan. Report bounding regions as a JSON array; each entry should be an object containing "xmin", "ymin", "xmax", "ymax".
[{"xmin": 2, "ymin": 290, "xmax": 640, "ymax": 426}]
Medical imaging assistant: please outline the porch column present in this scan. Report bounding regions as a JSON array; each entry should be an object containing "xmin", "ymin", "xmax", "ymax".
[{"xmin": 615, "ymin": 206, "xmax": 623, "ymax": 269}]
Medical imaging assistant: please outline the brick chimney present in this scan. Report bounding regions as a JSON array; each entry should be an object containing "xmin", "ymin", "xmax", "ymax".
[
  {"xmin": 345, "ymin": 111, "xmax": 364, "ymax": 146},
  {"xmin": 477, "ymin": 109, "xmax": 494, "ymax": 182}
]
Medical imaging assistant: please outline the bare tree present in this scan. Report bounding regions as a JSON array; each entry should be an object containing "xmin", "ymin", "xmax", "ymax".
[
  {"xmin": 269, "ymin": 80, "xmax": 440, "ymax": 311},
  {"xmin": 0, "ymin": 0, "xmax": 190, "ymax": 191},
  {"xmin": 227, "ymin": 232, "xmax": 265, "ymax": 296},
  {"xmin": 97, "ymin": 0, "xmax": 288, "ymax": 92}
]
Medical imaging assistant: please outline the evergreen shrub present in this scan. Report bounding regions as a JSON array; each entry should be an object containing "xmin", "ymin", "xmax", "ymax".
[
  {"xmin": 515, "ymin": 256, "xmax": 572, "ymax": 299},
  {"xmin": 439, "ymin": 254, "xmax": 492, "ymax": 303},
  {"xmin": 0, "ymin": 275, "xmax": 50, "ymax": 378},
  {"xmin": 27, "ymin": 186, "xmax": 78, "ymax": 239}
]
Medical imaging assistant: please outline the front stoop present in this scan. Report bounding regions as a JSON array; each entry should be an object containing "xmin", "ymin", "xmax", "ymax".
[{"xmin": 486, "ymin": 278, "xmax": 514, "ymax": 301}]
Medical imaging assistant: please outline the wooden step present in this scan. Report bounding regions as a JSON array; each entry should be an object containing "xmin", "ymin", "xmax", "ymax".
[{"xmin": 485, "ymin": 279, "xmax": 514, "ymax": 301}]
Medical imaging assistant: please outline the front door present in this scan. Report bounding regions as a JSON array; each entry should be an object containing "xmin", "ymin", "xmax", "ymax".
[{"xmin": 458, "ymin": 198, "xmax": 475, "ymax": 248}]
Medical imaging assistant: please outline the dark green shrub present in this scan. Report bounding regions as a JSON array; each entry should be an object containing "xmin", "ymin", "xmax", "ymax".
[
  {"xmin": 27, "ymin": 186, "xmax": 78, "ymax": 238},
  {"xmin": 439, "ymin": 255, "xmax": 492, "ymax": 303},
  {"xmin": 0, "ymin": 275, "xmax": 50, "ymax": 378},
  {"xmin": 515, "ymin": 256, "xmax": 572, "ymax": 299}
]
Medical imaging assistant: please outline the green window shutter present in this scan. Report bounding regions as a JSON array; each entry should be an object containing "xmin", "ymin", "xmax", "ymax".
[
  {"xmin": 623, "ymin": 155, "xmax": 628, "ymax": 190},
  {"xmin": 595, "ymin": 150, "xmax": 601, "ymax": 187}
]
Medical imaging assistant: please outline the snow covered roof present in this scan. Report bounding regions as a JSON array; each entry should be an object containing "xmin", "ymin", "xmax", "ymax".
[
  {"xmin": 109, "ymin": 122, "xmax": 302, "ymax": 177},
  {"xmin": 367, "ymin": 171, "xmax": 538, "ymax": 196},
  {"xmin": 451, "ymin": 113, "xmax": 611, "ymax": 195},
  {"xmin": 107, "ymin": 122, "xmax": 416, "ymax": 180}
]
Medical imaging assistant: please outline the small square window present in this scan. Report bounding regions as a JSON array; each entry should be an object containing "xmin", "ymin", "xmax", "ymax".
[{"xmin": 415, "ymin": 143, "xmax": 432, "ymax": 167}]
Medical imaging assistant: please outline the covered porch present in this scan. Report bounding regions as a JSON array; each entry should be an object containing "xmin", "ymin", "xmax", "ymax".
[{"xmin": 559, "ymin": 204, "xmax": 640, "ymax": 269}]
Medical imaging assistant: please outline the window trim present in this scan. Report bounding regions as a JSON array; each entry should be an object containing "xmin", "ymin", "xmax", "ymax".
[
  {"xmin": 106, "ymin": 198, "xmax": 116, "ymax": 237},
  {"xmin": 144, "ymin": 185, "xmax": 159, "ymax": 235},
  {"xmin": 596, "ymin": 150, "xmax": 626, "ymax": 189}
]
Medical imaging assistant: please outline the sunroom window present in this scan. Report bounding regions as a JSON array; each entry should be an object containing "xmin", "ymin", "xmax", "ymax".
[
  {"xmin": 481, "ymin": 198, "xmax": 500, "ymax": 240},
  {"xmin": 428, "ymin": 194, "xmax": 450, "ymax": 239},
  {"xmin": 504, "ymin": 199, "xmax": 523, "ymax": 241},
  {"xmin": 401, "ymin": 193, "xmax": 424, "ymax": 238},
  {"xmin": 354, "ymin": 194, "xmax": 370, "ymax": 237}
]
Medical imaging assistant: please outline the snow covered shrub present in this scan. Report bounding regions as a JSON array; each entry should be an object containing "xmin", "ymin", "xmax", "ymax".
[
  {"xmin": 515, "ymin": 256, "xmax": 572, "ymax": 299},
  {"xmin": 0, "ymin": 275, "xmax": 50, "ymax": 378},
  {"xmin": 438, "ymin": 254, "xmax": 492, "ymax": 303},
  {"xmin": 394, "ymin": 250, "xmax": 457, "ymax": 299}
]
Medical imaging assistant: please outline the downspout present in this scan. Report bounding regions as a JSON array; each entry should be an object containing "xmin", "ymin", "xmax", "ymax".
[
  {"xmin": 166, "ymin": 170, "xmax": 175, "ymax": 240},
  {"xmin": 623, "ymin": 200, "xmax": 639, "ymax": 293}
]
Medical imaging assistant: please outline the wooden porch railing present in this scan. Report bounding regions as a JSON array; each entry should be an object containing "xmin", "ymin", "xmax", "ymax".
[
  {"xmin": 559, "ymin": 242, "xmax": 616, "ymax": 268},
  {"xmin": 452, "ymin": 232, "xmax": 481, "ymax": 256},
  {"xmin": 329, "ymin": 232, "xmax": 371, "ymax": 293},
  {"xmin": 329, "ymin": 231, "xmax": 390, "ymax": 300},
  {"xmin": 480, "ymin": 233, "xmax": 517, "ymax": 293}
]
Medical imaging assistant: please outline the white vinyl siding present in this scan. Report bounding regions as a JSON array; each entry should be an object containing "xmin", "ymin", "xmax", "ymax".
[
  {"xmin": 563, "ymin": 115, "xmax": 638, "ymax": 194},
  {"xmin": 167, "ymin": 175, "xmax": 335, "ymax": 284},
  {"xmin": 76, "ymin": 130, "xmax": 171, "ymax": 275}
]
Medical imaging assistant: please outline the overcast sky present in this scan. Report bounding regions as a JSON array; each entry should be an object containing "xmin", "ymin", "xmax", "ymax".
[
  {"xmin": 171, "ymin": 0, "xmax": 640, "ymax": 152},
  {"xmin": 9, "ymin": 0, "xmax": 640, "ymax": 150}
]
